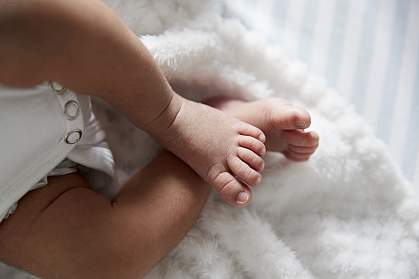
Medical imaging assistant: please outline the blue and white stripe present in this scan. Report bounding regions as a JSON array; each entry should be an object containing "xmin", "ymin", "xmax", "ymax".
[{"xmin": 227, "ymin": 0, "xmax": 419, "ymax": 188}]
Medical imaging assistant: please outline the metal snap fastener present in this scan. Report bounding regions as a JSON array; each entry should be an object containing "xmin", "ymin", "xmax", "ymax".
[
  {"xmin": 65, "ymin": 129, "xmax": 82, "ymax": 144},
  {"xmin": 64, "ymin": 100, "xmax": 80, "ymax": 120},
  {"xmin": 49, "ymin": 81, "xmax": 67, "ymax": 94}
]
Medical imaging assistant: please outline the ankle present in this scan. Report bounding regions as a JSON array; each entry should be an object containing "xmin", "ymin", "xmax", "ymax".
[
  {"xmin": 204, "ymin": 96, "xmax": 245, "ymax": 117},
  {"xmin": 144, "ymin": 92, "xmax": 185, "ymax": 140},
  {"xmin": 203, "ymin": 96, "xmax": 244, "ymax": 112}
]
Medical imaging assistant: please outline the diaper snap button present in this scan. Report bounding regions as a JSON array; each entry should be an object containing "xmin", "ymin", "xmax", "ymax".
[
  {"xmin": 49, "ymin": 81, "xmax": 67, "ymax": 94},
  {"xmin": 64, "ymin": 100, "xmax": 80, "ymax": 120},
  {"xmin": 65, "ymin": 129, "xmax": 82, "ymax": 144}
]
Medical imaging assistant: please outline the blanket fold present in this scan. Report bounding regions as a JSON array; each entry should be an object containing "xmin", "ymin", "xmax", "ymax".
[{"xmin": 95, "ymin": 1, "xmax": 419, "ymax": 278}]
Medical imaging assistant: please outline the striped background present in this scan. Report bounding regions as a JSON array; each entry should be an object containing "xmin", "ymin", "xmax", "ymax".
[{"xmin": 226, "ymin": 0, "xmax": 419, "ymax": 188}]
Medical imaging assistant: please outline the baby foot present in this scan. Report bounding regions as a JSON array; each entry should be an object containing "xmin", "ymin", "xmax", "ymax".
[
  {"xmin": 147, "ymin": 95, "xmax": 266, "ymax": 207},
  {"xmin": 205, "ymin": 97, "xmax": 319, "ymax": 161}
]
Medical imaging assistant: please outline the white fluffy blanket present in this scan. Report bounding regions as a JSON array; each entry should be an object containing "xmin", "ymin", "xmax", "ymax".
[
  {"xmin": 0, "ymin": 1, "xmax": 417, "ymax": 278},
  {"xmin": 92, "ymin": 1, "xmax": 419, "ymax": 278}
]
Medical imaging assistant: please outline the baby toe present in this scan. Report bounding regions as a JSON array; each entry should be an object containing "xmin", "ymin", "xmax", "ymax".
[
  {"xmin": 284, "ymin": 130, "xmax": 319, "ymax": 147},
  {"xmin": 212, "ymin": 171, "xmax": 251, "ymax": 207},
  {"xmin": 236, "ymin": 122, "xmax": 266, "ymax": 143},
  {"xmin": 238, "ymin": 135, "xmax": 266, "ymax": 156},
  {"xmin": 307, "ymin": 131, "xmax": 320, "ymax": 146},
  {"xmin": 283, "ymin": 150, "xmax": 312, "ymax": 161},
  {"xmin": 237, "ymin": 147, "xmax": 265, "ymax": 172},
  {"xmin": 272, "ymin": 105, "xmax": 311, "ymax": 130},
  {"xmin": 288, "ymin": 144, "xmax": 318, "ymax": 154},
  {"xmin": 228, "ymin": 155, "xmax": 262, "ymax": 187}
]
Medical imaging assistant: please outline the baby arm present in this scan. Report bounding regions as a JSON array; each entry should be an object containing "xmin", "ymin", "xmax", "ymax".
[
  {"xmin": 0, "ymin": 0, "xmax": 174, "ymax": 127},
  {"xmin": 0, "ymin": 0, "xmax": 267, "ymax": 207}
]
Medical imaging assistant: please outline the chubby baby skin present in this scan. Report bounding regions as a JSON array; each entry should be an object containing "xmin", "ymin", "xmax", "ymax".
[
  {"xmin": 0, "ymin": 0, "xmax": 318, "ymax": 207},
  {"xmin": 206, "ymin": 97, "xmax": 319, "ymax": 161},
  {"xmin": 0, "ymin": 0, "xmax": 265, "ymax": 206},
  {"xmin": 148, "ymin": 94, "xmax": 267, "ymax": 206}
]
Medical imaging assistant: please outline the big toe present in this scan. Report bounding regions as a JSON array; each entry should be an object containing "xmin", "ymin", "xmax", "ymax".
[
  {"xmin": 212, "ymin": 171, "xmax": 252, "ymax": 207},
  {"xmin": 271, "ymin": 104, "xmax": 311, "ymax": 130}
]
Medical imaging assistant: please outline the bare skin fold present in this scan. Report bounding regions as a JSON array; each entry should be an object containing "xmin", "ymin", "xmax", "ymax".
[{"xmin": 0, "ymin": 0, "xmax": 319, "ymax": 278}]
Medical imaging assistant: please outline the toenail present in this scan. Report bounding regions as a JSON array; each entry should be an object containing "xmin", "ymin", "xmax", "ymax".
[
  {"xmin": 296, "ymin": 118, "xmax": 307, "ymax": 128},
  {"xmin": 236, "ymin": 191, "xmax": 249, "ymax": 204}
]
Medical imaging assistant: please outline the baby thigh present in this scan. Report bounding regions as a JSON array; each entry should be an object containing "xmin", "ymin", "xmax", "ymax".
[
  {"xmin": 0, "ymin": 174, "xmax": 125, "ymax": 279},
  {"xmin": 0, "ymin": 152, "xmax": 210, "ymax": 279}
]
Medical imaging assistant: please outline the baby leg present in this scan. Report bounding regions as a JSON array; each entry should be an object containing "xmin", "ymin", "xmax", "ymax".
[
  {"xmin": 0, "ymin": 151, "xmax": 210, "ymax": 279},
  {"xmin": 0, "ymin": 0, "xmax": 266, "ymax": 207}
]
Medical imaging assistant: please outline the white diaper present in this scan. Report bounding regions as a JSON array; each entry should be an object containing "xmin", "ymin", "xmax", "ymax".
[
  {"xmin": 0, "ymin": 82, "xmax": 114, "ymax": 223},
  {"xmin": 0, "ymin": 158, "xmax": 79, "ymax": 222}
]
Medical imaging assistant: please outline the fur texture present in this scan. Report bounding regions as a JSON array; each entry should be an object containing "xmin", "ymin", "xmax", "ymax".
[{"xmin": 89, "ymin": 0, "xmax": 419, "ymax": 278}]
